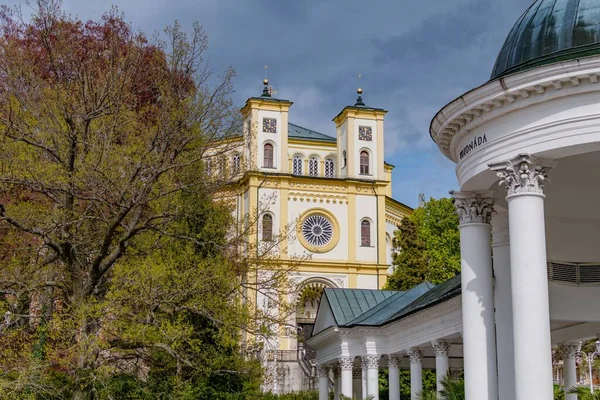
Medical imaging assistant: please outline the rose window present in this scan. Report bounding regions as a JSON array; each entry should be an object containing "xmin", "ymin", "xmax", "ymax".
[{"xmin": 301, "ymin": 214, "xmax": 334, "ymax": 247}]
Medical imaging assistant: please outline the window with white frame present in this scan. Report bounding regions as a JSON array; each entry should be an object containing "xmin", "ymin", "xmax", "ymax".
[
  {"xmin": 293, "ymin": 155, "xmax": 303, "ymax": 175},
  {"xmin": 309, "ymin": 157, "xmax": 319, "ymax": 177},
  {"xmin": 325, "ymin": 158, "xmax": 334, "ymax": 178},
  {"xmin": 361, "ymin": 219, "xmax": 371, "ymax": 246},
  {"xmin": 262, "ymin": 214, "xmax": 273, "ymax": 242},
  {"xmin": 360, "ymin": 151, "xmax": 370, "ymax": 175},
  {"xmin": 263, "ymin": 143, "xmax": 274, "ymax": 168}
]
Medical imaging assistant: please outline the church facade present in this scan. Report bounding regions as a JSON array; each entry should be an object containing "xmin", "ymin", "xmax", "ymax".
[{"xmin": 224, "ymin": 83, "xmax": 411, "ymax": 392}]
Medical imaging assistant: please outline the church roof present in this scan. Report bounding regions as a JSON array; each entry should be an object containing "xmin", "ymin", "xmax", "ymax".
[
  {"xmin": 491, "ymin": 0, "xmax": 600, "ymax": 79},
  {"xmin": 288, "ymin": 123, "xmax": 336, "ymax": 143}
]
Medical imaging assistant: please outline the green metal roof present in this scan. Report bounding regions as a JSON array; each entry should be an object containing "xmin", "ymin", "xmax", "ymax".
[
  {"xmin": 491, "ymin": 0, "xmax": 600, "ymax": 79},
  {"xmin": 386, "ymin": 274, "xmax": 461, "ymax": 324},
  {"xmin": 288, "ymin": 123, "xmax": 336, "ymax": 143},
  {"xmin": 311, "ymin": 274, "xmax": 462, "ymax": 338},
  {"xmin": 343, "ymin": 282, "xmax": 434, "ymax": 327},
  {"xmin": 322, "ymin": 289, "xmax": 397, "ymax": 326}
]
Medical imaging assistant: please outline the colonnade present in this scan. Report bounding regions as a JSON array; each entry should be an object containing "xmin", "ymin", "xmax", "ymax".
[
  {"xmin": 317, "ymin": 341, "xmax": 454, "ymax": 400},
  {"xmin": 452, "ymin": 154, "xmax": 555, "ymax": 399}
]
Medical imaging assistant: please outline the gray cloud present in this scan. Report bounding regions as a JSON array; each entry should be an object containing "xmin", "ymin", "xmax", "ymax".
[{"xmin": 10, "ymin": 0, "xmax": 529, "ymax": 206}]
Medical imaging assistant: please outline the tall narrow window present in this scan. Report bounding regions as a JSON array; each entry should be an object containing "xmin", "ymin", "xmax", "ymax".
[
  {"xmin": 325, "ymin": 158, "xmax": 334, "ymax": 178},
  {"xmin": 218, "ymin": 156, "xmax": 226, "ymax": 177},
  {"xmin": 309, "ymin": 157, "xmax": 319, "ymax": 176},
  {"xmin": 264, "ymin": 143, "xmax": 274, "ymax": 168},
  {"xmin": 232, "ymin": 154, "xmax": 241, "ymax": 174},
  {"xmin": 293, "ymin": 156, "xmax": 303, "ymax": 175},
  {"xmin": 361, "ymin": 220, "xmax": 371, "ymax": 246},
  {"xmin": 262, "ymin": 214, "xmax": 273, "ymax": 242},
  {"xmin": 342, "ymin": 151, "xmax": 347, "ymax": 168},
  {"xmin": 204, "ymin": 159, "xmax": 212, "ymax": 176},
  {"xmin": 360, "ymin": 151, "xmax": 370, "ymax": 175}
]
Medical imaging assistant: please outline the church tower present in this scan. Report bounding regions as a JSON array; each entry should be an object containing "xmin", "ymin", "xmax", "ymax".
[
  {"xmin": 332, "ymin": 89, "xmax": 387, "ymax": 180},
  {"xmin": 240, "ymin": 79, "xmax": 293, "ymax": 173}
]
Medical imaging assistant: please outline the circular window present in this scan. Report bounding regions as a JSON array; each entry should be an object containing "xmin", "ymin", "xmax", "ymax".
[
  {"xmin": 297, "ymin": 209, "xmax": 340, "ymax": 253},
  {"xmin": 302, "ymin": 214, "xmax": 333, "ymax": 247}
]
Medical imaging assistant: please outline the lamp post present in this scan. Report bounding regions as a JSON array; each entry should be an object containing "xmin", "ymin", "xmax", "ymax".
[{"xmin": 578, "ymin": 340, "xmax": 600, "ymax": 393}]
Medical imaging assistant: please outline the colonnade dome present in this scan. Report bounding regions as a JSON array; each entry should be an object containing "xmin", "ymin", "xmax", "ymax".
[{"xmin": 492, "ymin": 0, "xmax": 600, "ymax": 79}]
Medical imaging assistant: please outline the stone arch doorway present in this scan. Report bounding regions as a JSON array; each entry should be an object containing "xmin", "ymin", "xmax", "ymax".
[{"xmin": 294, "ymin": 278, "xmax": 338, "ymax": 351}]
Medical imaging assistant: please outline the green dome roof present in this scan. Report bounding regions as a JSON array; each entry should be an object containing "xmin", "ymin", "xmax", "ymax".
[{"xmin": 491, "ymin": 0, "xmax": 600, "ymax": 79}]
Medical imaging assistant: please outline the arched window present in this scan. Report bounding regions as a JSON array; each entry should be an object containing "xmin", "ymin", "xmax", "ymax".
[
  {"xmin": 361, "ymin": 220, "xmax": 371, "ymax": 246},
  {"xmin": 325, "ymin": 158, "xmax": 335, "ymax": 178},
  {"xmin": 309, "ymin": 157, "xmax": 319, "ymax": 176},
  {"xmin": 360, "ymin": 151, "xmax": 370, "ymax": 175},
  {"xmin": 262, "ymin": 214, "xmax": 273, "ymax": 242},
  {"xmin": 342, "ymin": 151, "xmax": 347, "ymax": 168},
  {"xmin": 263, "ymin": 143, "xmax": 274, "ymax": 168},
  {"xmin": 232, "ymin": 154, "xmax": 241, "ymax": 174},
  {"xmin": 293, "ymin": 155, "xmax": 303, "ymax": 175}
]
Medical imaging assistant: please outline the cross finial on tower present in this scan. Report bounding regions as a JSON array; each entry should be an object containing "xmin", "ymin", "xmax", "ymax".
[{"xmin": 355, "ymin": 73, "xmax": 365, "ymax": 106}]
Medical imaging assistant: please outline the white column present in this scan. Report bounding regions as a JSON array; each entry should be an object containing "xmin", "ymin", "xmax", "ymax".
[
  {"xmin": 560, "ymin": 343, "xmax": 579, "ymax": 400},
  {"xmin": 491, "ymin": 208, "xmax": 515, "ymax": 400},
  {"xmin": 333, "ymin": 365, "xmax": 340, "ymax": 400},
  {"xmin": 407, "ymin": 349, "xmax": 423, "ymax": 400},
  {"xmin": 388, "ymin": 355, "xmax": 401, "ymax": 400},
  {"xmin": 452, "ymin": 192, "xmax": 498, "ymax": 400},
  {"xmin": 365, "ymin": 355, "xmax": 380, "ymax": 400},
  {"xmin": 353, "ymin": 368, "xmax": 363, "ymax": 400},
  {"xmin": 491, "ymin": 154, "xmax": 555, "ymax": 400},
  {"xmin": 432, "ymin": 341, "xmax": 450, "ymax": 396},
  {"xmin": 339, "ymin": 357, "xmax": 354, "ymax": 399},
  {"xmin": 318, "ymin": 366, "xmax": 329, "ymax": 400},
  {"xmin": 361, "ymin": 357, "xmax": 368, "ymax": 400}
]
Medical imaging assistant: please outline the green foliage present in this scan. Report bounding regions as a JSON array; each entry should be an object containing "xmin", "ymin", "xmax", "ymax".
[
  {"xmin": 250, "ymin": 392, "xmax": 320, "ymax": 400},
  {"xmin": 378, "ymin": 368, "xmax": 436, "ymax": 399},
  {"xmin": 386, "ymin": 198, "xmax": 460, "ymax": 290},
  {"xmin": 418, "ymin": 375, "xmax": 464, "ymax": 400},
  {"xmin": 554, "ymin": 384, "xmax": 565, "ymax": 400},
  {"xmin": 567, "ymin": 386, "xmax": 600, "ymax": 399}
]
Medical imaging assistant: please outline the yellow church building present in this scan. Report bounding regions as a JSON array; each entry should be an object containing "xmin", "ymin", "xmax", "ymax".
[{"xmin": 225, "ymin": 80, "xmax": 411, "ymax": 392}]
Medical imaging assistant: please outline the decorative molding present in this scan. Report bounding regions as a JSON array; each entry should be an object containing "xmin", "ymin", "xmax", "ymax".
[
  {"xmin": 432, "ymin": 341, "xmax": 451, "ymax": 357},
  {"xmin": 489, "ymin": 153, "xmax": 555, "ymax": 196},
  {"xmin": 339, "ymin": 356, "xmax": 354, "ymax": 371},
  {"xmin": 364, "ymin": 355, "xmax": 379, "ymax": 369},
  {"xmin": 451, "ymin": 191, "xmax": 495, "ymax": 225},
  {"xmin": 559, "ymin": 342, "xmax": 580, "ymax": 359},
  {"xmin": 430, "ymin": 56, "xmax": 600, "ymax": 161},
  {"xmin": 388, "ymin": 355, "xmax": 401, "ymax": 368},
  {"xmin": 289, "ymin": 191, "xmax": 348, "ymax": 204},
  {"xmin": 407, "ymin": 349, "xmax": 423, "ymax": 363},
  {"xmin": 289, "ymin": 181, "xmax": 347, "ymax": 192},
  {"xmin": 317, "ymin": 365, "xmax": 329, "ymax": 378}
]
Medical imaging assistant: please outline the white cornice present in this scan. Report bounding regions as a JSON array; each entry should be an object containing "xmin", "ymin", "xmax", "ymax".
[{"xmin": 431, "ymin": 55, "xmax": 600, "ymax": 162}]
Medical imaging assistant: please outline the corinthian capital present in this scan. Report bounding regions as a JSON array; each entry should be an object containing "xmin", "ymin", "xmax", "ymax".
[
  {"xmin": 489, "ymin": 153, "xmax": 555, "ymax": 196},
  {"xmin": 363, "ymin": 355, "xmax": 379, "ymax": 369},
  {"xmin": 432, "ymin": 341, "xmax": 451, "ymax": 357},
  {"xmin": 338, "ymin": 356, "xmax": 354, "ymax": 371},
  {"xmin": 317, "ymin": 365, "xmax": 329, "ymax": 378},
  {"xmin": 559, "ymin": 342, "xmax": 580, "ymax": 359},
  {"xmin": 407, "ymin": 348, "xmax": 423, "ymax": 363},
  {"xmin": 451, "ymin": 191, "xmax": 495, "ymax": 225}
]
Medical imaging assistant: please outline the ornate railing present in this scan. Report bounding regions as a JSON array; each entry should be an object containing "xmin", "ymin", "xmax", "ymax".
[{"xmin": 547, "ymin": 261, "xmax": 600, "ymax": 284}]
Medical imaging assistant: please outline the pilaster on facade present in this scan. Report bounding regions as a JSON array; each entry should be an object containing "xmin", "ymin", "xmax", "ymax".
[{"xmin": 489, "ymin": 153, "xmax": 556, "ymax": 196}]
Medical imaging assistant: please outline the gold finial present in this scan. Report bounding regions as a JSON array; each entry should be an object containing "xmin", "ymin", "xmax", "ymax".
[
  {"xmin": 264, "ymin": 78, "xmax": 269, "ymax": 85},
  {"xmin": 357, "ymin": 88, "xmax": 363, "ymax": 94}
]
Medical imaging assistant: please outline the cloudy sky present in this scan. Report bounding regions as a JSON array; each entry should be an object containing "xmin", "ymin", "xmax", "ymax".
[{"xmin": 11, "ymin": 0, "xmax": 531, "ymax": 207}]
